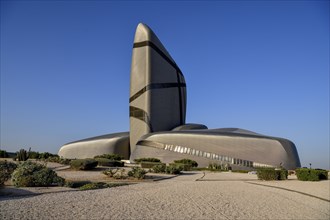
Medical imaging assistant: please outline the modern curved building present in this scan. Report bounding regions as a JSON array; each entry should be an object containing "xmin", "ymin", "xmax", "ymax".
[{"xmin": 58, "ymin": 23, "xmax": 301, "ymax": 170}]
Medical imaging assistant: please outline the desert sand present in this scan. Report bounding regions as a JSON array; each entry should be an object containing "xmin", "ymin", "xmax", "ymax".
[{"xmin": 1, "ymin": 169, "xmax": 329, "ymax": 220}]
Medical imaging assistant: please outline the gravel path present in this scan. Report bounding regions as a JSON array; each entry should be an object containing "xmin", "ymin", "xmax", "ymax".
[{"xmin": 1, "ymin": 172, "xmax": 329, "ymax": 219}]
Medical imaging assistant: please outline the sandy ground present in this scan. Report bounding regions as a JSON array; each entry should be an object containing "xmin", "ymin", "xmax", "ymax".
[{"xmin": 1, "ymin": 170, "xmax": 329, "ymax": 220}]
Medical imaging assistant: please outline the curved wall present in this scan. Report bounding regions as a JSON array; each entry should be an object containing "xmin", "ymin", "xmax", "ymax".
[
  {"xmin": 58, "ymin": 132, "xmax": 130, "ymax": 159},
  {"xmin": 132, "ymin": 129, "xmax": 300, "ymax": 170}
]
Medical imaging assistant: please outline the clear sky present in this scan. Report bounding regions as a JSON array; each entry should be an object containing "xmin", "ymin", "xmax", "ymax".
[{"xmin": 1, "ymin": 0, "xmax": 329, "ymax": 169}]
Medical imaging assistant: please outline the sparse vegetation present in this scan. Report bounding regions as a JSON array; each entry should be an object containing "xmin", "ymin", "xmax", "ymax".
[
  {"xmin": 79, "ymin": 182, "xmax": 128, "ymax": 191},
  {"xmin": 44, "ymin": 156, "xmax": 71, "ymax": 165},
  {"xmin": 103, "ymin": 168, "xmax": 127, "ymax": 179},
  {"xmin": 65, "ymin": 180, "xmax": 92, "ymax": 188},
  {"xmin": 165, "ymin": 164, "xmax": 183, "ymax": 174},
  {"xmin": 127, "ymin": 167, "xmax": 147, "ymax": 179},
  {"xmin": 173, "ymin": 159, "xmax": 198, "ymax": 167},
  {"xmin": 103, "ymin": 167, "xmax": 147, "ymax": 180},
  {"xmin": 150, "ymin": 163, "xmax": 183, "ymax": 174},
  {"xmin": 232, "ymin": 170, "xmax": 250, "ymax": 173},
  {"xmin": 151, "ymin": 164, "xmax": 167, "ymax": 173},
  {"xmin": 140, "ymin": 162, "xmax": 164, "ymax": 168},
  {"xmin": 16, "ymin": 148, "xmax": 31, "ymax": 161},
  {"xmin": 170, "ymin": 163, "xmax": 191, "ymax": 171},
  {"xmin": 0, "ymin": 150, "xmax": 9, "ymax": 158},
  {"xmin": 95, "ymin": 158, "xmax": 124, "ymax": 167},
  {"xmin": 70, "ymin": 159, "xmax": 98, "ymax": 170},
  {"xmin": 94, "ymin": 154, "xmax": 124, "ymax": 161},
  {"xmin": 11, "ymin": 161, "xmax": 64, "ymax": 187},
  {"xmin": 296, "ymin": 168, "xmax": 328, "ymax": 181},
  {"xmin": 0, "ymin": 160, "xmax": 17, "ymax": 186}
]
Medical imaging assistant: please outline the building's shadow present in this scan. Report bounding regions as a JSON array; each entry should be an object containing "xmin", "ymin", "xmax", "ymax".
[{"xmin": 0, "ymin": 187, "xmax": 39, "ymax": 201}]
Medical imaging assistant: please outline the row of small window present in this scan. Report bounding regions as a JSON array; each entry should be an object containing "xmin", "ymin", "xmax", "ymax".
[{"xmin": 163, "ymin": 144, "xmax": 273, "ymax": 168}]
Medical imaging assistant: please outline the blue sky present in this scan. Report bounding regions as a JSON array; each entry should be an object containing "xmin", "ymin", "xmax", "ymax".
[{"xmin": 1, "ymin": 0, "xmax": 329, "ymax": 169}]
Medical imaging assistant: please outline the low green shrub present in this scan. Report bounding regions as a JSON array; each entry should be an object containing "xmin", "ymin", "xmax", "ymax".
[
  {"xmin": 140, "ymin": 162, "xmax": 164, "ymax": 168},
  {"xmin": 127, "ymin": 167, "xmax": 147, "ymax": 179},
  {"xmin": 0, "ymin": 160, "xmax": 17, "ymax": 186},
  {"xmin": 296, "ymin": 168, "xmax": 328, "ymax": 181},
  {"xmin": 11, "ymin": 161, "xmax": 64, "ymax": 187},
  {"xmin": 79, "ymin": 182, "xmax": 128, "ymax": 191},
  {"xmin": 257, "ymin": 168, "xmax": 288, "ymax": 180},
  {"xmin": 134, "ymin": 158, "xmax": 161, "ymax": 163},
  {"xmin": 70, "ymin": 159, "xmax": 98, "ymax": 170},
  {"xmin": 95, "ymin": 158, "xmax": 124, "ymax": 167},
  {"xmin": 151, "ymin": 164, "xmax": 167, "ymax": 173},
  {"xmin": 0, "ymin": 150, "xmax": 9, "ymax": 158},
  {"xmin": 165, "ymin": 164, "xmax": 183, "ymax": 174},
  {"xmin": 94, "ymin": 154, "xmax": 124, "ymax": 161},
  {"xmin": 173, "ymin": 159, "xmax": 198, "ymax": 167}
]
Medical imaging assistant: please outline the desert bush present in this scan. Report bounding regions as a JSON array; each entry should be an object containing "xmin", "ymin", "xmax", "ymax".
[
  {"xmin": 28, "ymin": 151, "xmax": 40, "ymax": 159},
  {"xmin": 0, "ymin": 160, "xmax": 17, "ymax": 186},
  {"xmin": 65, "ymin": 180, "xmax": 92, "ymax": 188},
  {"xmin": 208, "ymin": 163, "xmax": 222, "ymax": 170},
  {"xmin": 59, "ymin": 158, "xmax": 71, "ymax": 165},
  {"xmin": 70, "ymin": 159, "xmax": 98, "ymax": 170},
  {"xmin": 296, "ymin": 168, "xmax": 328, "ymax": 181},
  {"xmin": 150, "ymin": 164, "xmax": 184, "ymax": 174},
  {"xmin": 103, "ymin": 169, "xmax": 118, "ymax": 178},
  {"xmin": 170, "ymin": 163, "xmax": 192, "ymax": 171},
  {"xmin": 94, "ymin": 154, "xmax": 124, "ymax": 161},
  {"xmin": 44, "ymin": 157, "xmax": 71, "ymax": 165},
  {"xmin": 103, "ymin": 168, "xmax": 127, "ymax": 179},
  {"xmin": 127, "ymin": 167, "xmax": 147, "ymax": 179},
  {"xmin": 257, "ymin": 168, "xmax": 288, "ymax": 180},
  {"xmin": 27, "ymin": 151, "xmax": 59, "ymax": 160},
  {"xmin": 140, "ymin": 162, "xmax": 164, "ymax": 168},
  {"xmin": 0, "ymin": 150, "xmax": 9, "ymax": 158},
  {"xmin": 11, "ymin": 161, "xmax": 64, "ymax": 187},
  {"xmin": 232, "ymin": 170, "xmax": 250, "ymax": 173},
  {"xmin": 174, "ymin": 159, "xmax": 198, "ymax": 167},
  {"xmin": 151, "ymin": 164, "xmax": 167, "ymax": 173},
  {"xmin": 39, "ymin": 152, "xmax": 58, "ymax": 159},
  {"xmin": 134, "ymin": 158, "xmax": 161, "ymax": 163},
  {"xmin": 95, "ymin": 158, "xmax": 124, "ymax": 167},
  {"xmin": 165, "ymin": 164, "xmax": 183, "ymax": 174},
  {"xmin": 16, "ymin": 148, "xmax": 31, "ymax": 161}
]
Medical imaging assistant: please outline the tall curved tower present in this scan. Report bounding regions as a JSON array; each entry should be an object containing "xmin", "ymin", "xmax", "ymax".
[
  {"xmin": 129, "ymin": 23, "xmax": 186, "ymax": 156},
  {"xmin": 59, "ymin": 23, "xmax": 300, "ymax": 170}
]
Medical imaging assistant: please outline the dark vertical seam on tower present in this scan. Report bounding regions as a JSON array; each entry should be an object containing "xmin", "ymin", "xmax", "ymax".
[{"xmin": 176, "ymin": 71, "xmax": 183, "ymax": 125}]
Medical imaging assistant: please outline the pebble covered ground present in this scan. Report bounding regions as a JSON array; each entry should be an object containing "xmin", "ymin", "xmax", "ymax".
[{"xmin": 1, "ymin": 172, "xmax": 329, "ymax": 219}]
